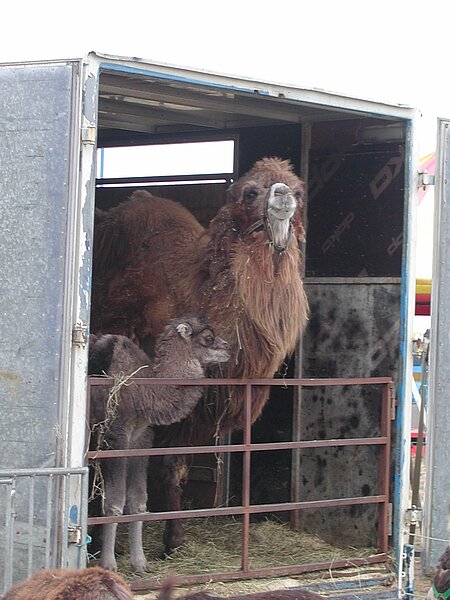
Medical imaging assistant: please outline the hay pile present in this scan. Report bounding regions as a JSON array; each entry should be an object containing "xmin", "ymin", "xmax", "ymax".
[{"xmin": 90, "ymin": 517, "xmax": 377, "ymax": 581}]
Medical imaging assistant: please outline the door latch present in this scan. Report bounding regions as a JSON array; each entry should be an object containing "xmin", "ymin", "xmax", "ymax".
[
  {"xmin": 405, "ymin": 505, "xmax": 423, "ymax": 526},
  {"xmin": 418, "ymin": 171, "xmax": 435, "ymax": 188}
]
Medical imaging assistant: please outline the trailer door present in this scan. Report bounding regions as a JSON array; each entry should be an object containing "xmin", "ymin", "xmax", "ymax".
[
  {"xmin": 422, "ymin": 118, "xmax": 450, "ymax": 571},
  {"xmin": 0, "ymin": 59, "xmax": 96, "ymax": 589}
]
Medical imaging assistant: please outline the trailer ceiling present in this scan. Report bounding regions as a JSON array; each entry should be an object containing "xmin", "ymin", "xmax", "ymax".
[{"xmin": 97, "ymin": 71, "xmax": 387, "ymax": 146}]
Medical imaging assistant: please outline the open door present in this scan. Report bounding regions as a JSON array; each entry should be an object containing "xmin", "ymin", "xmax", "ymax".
[
  {"xmin": 0, "ymin": 59, "xmax": 96, "ymax": 588},
  {"xmin": 422, "ymin": 118, "xmax": 450, "ymax": 572}
]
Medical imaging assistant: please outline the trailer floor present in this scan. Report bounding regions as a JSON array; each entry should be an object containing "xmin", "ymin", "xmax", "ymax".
[{"xmin": 134, "ymin": 565, "xmax": 399, "ymax": 599}]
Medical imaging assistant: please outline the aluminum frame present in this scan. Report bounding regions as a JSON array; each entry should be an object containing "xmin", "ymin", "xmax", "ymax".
[
  {"xmin": 422, "ymin": 119, "xmax": 450, "ymax": 571},
  {"xmin": 0, "ymin": 467, "xmax": 89, "ymax": 595}
]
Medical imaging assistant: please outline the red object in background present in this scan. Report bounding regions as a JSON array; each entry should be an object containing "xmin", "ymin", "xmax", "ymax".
[
  {"xmin": 415, "ymin": 293, "xmax": 431, "ymax": 316},
  {"xmin": 411, "ymin": 428, "xmax": 426, "ymax": 458}
]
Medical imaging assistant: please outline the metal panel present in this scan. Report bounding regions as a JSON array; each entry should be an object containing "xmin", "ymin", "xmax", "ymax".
[
  {"xmin": 299, "ymin": 281, "xmax": 400, "ymax": 547},
  {"xmin": 393, "ymin": 118, "xmax": 419, "ymax": 597},
  {"xmin": 0, "ymin": 63, "xmax": 76, "ymax": 470},
  {"xmin": 0, "ymin": 60, "xmax": 93, "ymax": 582},
  {"xmin": 92, "ymin": 51, "xmax": 416, "ymax": 121},
  {"xmin": 0, "ymin": 467, "xmax": 89, "ymax": 594},
  {"xmin": 422, "ymin": 119, "xmax": 450, "ymax": 571}
]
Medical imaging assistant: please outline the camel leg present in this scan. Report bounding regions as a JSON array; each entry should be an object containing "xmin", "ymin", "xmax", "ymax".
[
  {"xmin": 125, "ymin": 426, "xmax": 154, "ymax": 573},
  {"xmin": 161, "ymin": 455, "xmax": 189, "ymax": 555},
  {"xmin": 100, "ymin": 429, "xmax": 129, "ymax": 571}
]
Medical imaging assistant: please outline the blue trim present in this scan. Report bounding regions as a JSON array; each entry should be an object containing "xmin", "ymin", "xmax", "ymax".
[
  {"xmin": 99, "ymin": 147, "xmax": 105, "ymax": 178},
  {"xmin": 99, "ymin": 62, "xmax": 267, "ymax": 95},
  {"xmin": 394, "ymin": 120, "xmax": 415, "ymax": 564},
  {"xmin": 403, "ymin": 543, "xmax": 415, "ymax": 599}
]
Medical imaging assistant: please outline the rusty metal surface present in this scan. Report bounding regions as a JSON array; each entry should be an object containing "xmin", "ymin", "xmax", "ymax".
[
  {"xmin": 297, "ymin": 283, "xmax": 400, "ymax": 547},
  {"xmin": 128, "ymin": 555, "xmax": 389, "ymax": 591},
  {"xmin": 88, "ymin": 494, "xmax": 387, "ymax": 526},
  {"xmin": 87, "ymin": 376, "xmax": 392, "ymax": 589},
  {"xmin": 87, "ymin": 437, "xmax": 388, "ymax": 460}
]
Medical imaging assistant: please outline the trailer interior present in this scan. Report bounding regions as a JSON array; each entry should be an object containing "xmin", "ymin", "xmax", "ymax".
[{"xmin": 91, "ymin": 65, "xmax": 409, "ymax": 587}]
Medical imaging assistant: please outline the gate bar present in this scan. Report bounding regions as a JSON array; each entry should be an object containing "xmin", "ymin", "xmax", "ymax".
[
  {"xmin": 87, "ymin": 437, "xmax": 388, "ymax": 460},
  {"xmin": 87, "ymin": 377, "xmax": 392, "ymax": 589},
  {"xmin": 129, "ymin": 554, "xmax": 389, "ymax": 591},
  {"xmin": 88, "ymin": 494, "xmax": 387, "ymax": 525}
]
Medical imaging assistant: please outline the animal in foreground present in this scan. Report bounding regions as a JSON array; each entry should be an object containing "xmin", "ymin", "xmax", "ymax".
[
  {"xmin": 157, "ymin": 577, "xmax": 325, "ymax": 600},
  {"xmin": 91, "ymin": 157, "xmax": 309, "ymax": 554},
  {"xmin": 427, "ymin": 546, "xmax": 450, "ymax": 600},
  {"xmin": 89, "ymin": 315, "xmax": 230, "ymax": 572},
  {"xmin": 1, "ymin": 567, "xmax": 132, "ymax": 600}
]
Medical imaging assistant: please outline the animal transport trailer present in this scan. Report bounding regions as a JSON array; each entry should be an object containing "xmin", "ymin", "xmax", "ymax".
[{"xmin": 0, "ymin": 52, "xmax": 442, "ymax": 597}]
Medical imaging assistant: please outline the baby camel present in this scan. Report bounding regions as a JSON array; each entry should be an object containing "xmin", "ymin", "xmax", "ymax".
[{"xmin": 89, "ymin": 315, "xmax": 230, "ymax": 572}]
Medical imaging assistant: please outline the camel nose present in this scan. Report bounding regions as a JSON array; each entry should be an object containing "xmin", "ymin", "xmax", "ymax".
[
  {"xmin": 269, "ymin": 183, "xmax": 296, "ymax": 216},
  {"xmin": 273, "ymin": 183, "xmax": 292, "ymax": 196}
]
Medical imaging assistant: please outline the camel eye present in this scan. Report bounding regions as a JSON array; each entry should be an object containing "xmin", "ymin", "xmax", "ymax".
[
  {"xmin": 201, "ymin": 332, "xmax": 214, "ymax": 346},
  {"xmin": 244, "ymin": 188, "xmax": 258, "ymax": 203},
  {"xmin": 294, "ymin": 191, "xmax": 303, "ymax": 200}
]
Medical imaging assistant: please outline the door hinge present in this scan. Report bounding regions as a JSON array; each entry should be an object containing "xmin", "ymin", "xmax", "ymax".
[
  {"xmin": 388, "ymin": 502, "xmax": 393, "ymax": 536},
  {"xmin": 81, "ymin": 125, "xmax": 96, "ymax": 145},
  {"xmin": 418, "ymin": 171, "xmax": 435, "ymax": 188},
  {"xmin": 405, "ymin": 505, "xmax": 423, "ymax": 526},
  {"xmin": 72, "ymin": 322, "xmax": 88, "ymax": 348}
]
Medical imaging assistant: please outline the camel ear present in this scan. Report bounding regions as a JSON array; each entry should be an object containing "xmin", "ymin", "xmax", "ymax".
[
  {"xmin": 176, "ymin": 322, "xmax": 193, "ymax": 340},
  {"xmin": 227, "ymin": 182, "xmax": 237, "ymax": 202}
]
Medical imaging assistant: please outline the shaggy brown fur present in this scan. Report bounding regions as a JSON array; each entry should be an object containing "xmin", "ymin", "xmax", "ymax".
[
  {"xmin": 1, "ymin": 567, "xmax": 132, "ymax": 600},
  {"xmin": 91, "ymin": 157, "xmax": 308, "ymax": 432},
  {"xmin": 90, "ymin": 157, "xmax": 308, "ymax": 555},
  {"xmin": 157, "ymin": 577, "xmax": 325, "ymax": 600},
  {"xmin": 428, "ymin": 546, "xmax": 450, "ymax": 600},
  {"xmin": 90, "ymin": 316, "xmax": 230, "ymax": 428}
]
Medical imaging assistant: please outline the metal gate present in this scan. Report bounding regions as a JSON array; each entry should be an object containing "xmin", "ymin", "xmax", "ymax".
[
  {"xmin": 0, "ymin": 467, "xmax": 89, "ymax": 594},
  {"xmin": 87, "ymin": 375, "xmax": 393, "ymax": 591}
]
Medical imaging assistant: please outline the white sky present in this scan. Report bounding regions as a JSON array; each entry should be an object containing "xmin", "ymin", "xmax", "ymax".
[
  {"xmin": 2, "ymin": 0, "xmax": 447, "ymax": 286},
  {"xmin": 2, "ymin": 0, "xmax": 450, "ymax": 132},
  {"xmin": 99, "ymin": 141, "xmax": 235, "ymax": 178},
  {"xmin": 2, "ymin": 0, "xmax": 449, "ymax": 151}
]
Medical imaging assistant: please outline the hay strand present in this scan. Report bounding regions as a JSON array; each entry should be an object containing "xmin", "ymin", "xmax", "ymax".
[{"xmin": 90, "ymin": 517, "xmax": 378, "ymax": 583}]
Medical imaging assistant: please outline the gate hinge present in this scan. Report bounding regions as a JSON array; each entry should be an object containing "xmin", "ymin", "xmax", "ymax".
[
  {"xmin": 405, "ymin": 505, "xmax": 423, "ymax": 526},
  {"xmin": 388, "ymin": 502, "xmax": 393, "ymax": 536},
  {"xmin": 72, "ymin": 322, "xmax": 88, "ymax": 348},
  {"xmin": 81, "ymin": 125, "xmax": 96, "ymax": 145},
  {"xmin": 389, "ymin": 382, "xmax": 396, "ymax": 420},
  {"xmin": 418, "ymin": 171, "xmax": 435, "ymax": 188}
]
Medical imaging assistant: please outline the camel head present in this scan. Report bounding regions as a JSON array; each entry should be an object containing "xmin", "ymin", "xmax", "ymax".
[
  {"xmin": 160, "ymin": 315, "xmax": 231, "ymax": 370},
  {"xmin": 226, "ymin": 157, "xmax": 305, "ymax": 251}
]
